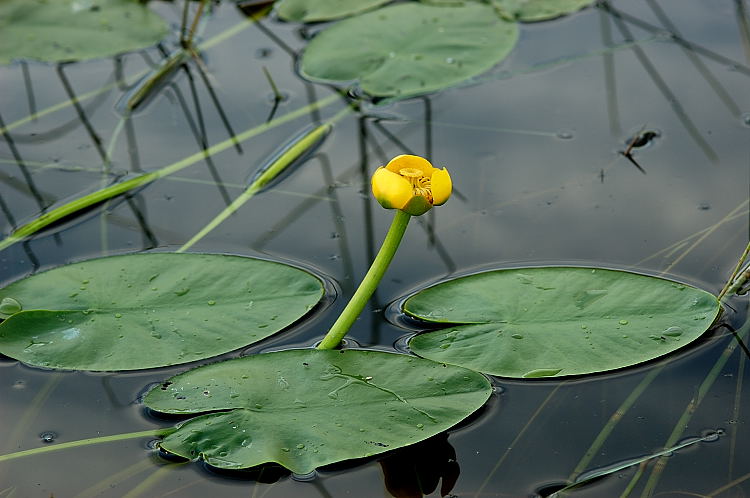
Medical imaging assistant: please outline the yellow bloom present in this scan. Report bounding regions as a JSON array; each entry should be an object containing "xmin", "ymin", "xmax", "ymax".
[{"xmin": 371, "ymin": 155, "xmax": 452, "ymax": 216}]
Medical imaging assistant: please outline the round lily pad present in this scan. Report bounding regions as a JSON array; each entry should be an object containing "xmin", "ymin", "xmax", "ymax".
[
  {"xmin": 300, "ymin": 2, "xmax": 519, "ymax": 97},
  {"xmin": 0, "ymin": 0, "xmax": 169, "ymax": 64},
  {"xmin": 0, "ymin": 253, "xmax": 324, "ymax": 371},
  {"xmin": 144, "ymin": 349, "xmax": 492, "ymax": 474},
  {"xmin": 405, "ymin": 267, "xmax": 721, "ymax": 378}
]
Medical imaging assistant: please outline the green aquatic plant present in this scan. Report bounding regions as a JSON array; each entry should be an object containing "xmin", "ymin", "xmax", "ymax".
[
  {"xmin": 318, "ymin": 154, "xmax": 453, "ymax": 349},
  {"xmin": 0, "ymin": 0, "xmax": 169, "ymax": 64},
  {"xmin": 300, "ymin": 2, "xmax": 519, "ymax": 97},
  {"xmin": 405, "ymin": 267, "xmax": 721, "ymax": 377},
  {"xmin": 0, "ymin": 253, "xmax": 324, "ymax": 370},
  {"xmin": 0, "ymin": 1, "xmax": 747, "ymax": 494}
]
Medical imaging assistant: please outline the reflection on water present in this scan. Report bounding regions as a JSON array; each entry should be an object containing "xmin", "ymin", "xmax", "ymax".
[{"xmin": 1, "ymin": 0, "xmax": 749, "ymax": 496}]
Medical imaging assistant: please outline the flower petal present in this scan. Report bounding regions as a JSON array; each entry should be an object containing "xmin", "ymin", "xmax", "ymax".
[
  {"xmin": 384, "ymin": 154, "xmax": 436, "ymax": 176},
  {"xmin": 431, "ymin": 168, "xmax": 452, "ymax": 206},
  {"xmin": 371, "ymin": 167, "xmax": 413, "ymax": 210}
]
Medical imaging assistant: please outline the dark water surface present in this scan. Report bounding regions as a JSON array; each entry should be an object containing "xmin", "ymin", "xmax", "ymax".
[{"xmin": 1, "ymin": 0, "xmax": 749, "ymax": 496}]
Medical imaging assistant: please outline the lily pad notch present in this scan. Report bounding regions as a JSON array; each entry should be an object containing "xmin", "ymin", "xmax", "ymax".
[{"xmin": 144, "ymin": 349, "xmax": 492, "ymax": 474}]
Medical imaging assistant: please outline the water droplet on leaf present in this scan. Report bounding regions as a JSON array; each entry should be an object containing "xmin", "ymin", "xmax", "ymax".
[{"xmin": 0, "ymin": 297, "xmax": 22, "ymax": 315}]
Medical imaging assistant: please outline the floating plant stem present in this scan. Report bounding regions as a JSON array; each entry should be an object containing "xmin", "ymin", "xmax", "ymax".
[
  {"xmin": 567, "ymin": 366, "xmax": 664, "ymax": 481},
  {"xmin": 0, "ymin": 13, "xmax": 261, "ymax": 136},
  {"xmin": 121, "ymin": 462, "xmax": 188, "ymax": 498},
  {"xmin": 317, "ymin": 210, "xmax": 412, "ymax": 350},
  {"xmin": 0, "ymin": 94, "xmax": 340, "ymax": 252},
  {"xmin": 76, "ymin": 459, "xmax": 155, "ymax": 498},
  {"xmin": 718, "ymin": 240, "xmax": 750, "ymax": 300},
  {"xmin": 177, "ymin": 114, "xmax": 343, "ymax": 252},
  {"xmin": 555, "ymin": 432, "xmax": 722, "ymax": 497},
  {"xmin": 116, "ymin": 50, "xmax": 190, "ymax": 114},
  {"xmin": 185, "ymin": 0, "xmax": 209, "ymax": 48},
  {"xmin": 0, "ymin": 429, "xmax": 173, "ymax": 464},
  {"xmin": 262, "ymin": 66, "xmax": 284, "ymax": 102},
  {"xmin": 636, "ymin": 318, "xmax": 750, "ymax": 497}
]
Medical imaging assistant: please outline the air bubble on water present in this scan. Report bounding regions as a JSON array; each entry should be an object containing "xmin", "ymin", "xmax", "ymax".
[
  {"xmin": 619, "ymin": 320, "xmax": 629, "ymax": 325},
  {"xmin": 556, "ymin": 130, "xmax": 574, "ymax": 140},
  {"xmin": 39, "ymin": 431, "xmax": 57, "ymax": 443},
  {"xmin": 292, "ymin": 470, "xmax": 317, "ymax": 482},
  {"xmin": 207, "ymin": 300, "xmax": 216, "ymax": 306},
  {"xmin": 296, "ymin": 443, "xmax": 305, "ymax": 449},
  {"xmin": 416, "ymin": 423, "xmax": 424, "ymax": 429},
  {"xmin": 511, "ymin": 334, "xmax": 523, "ymax": 339}
]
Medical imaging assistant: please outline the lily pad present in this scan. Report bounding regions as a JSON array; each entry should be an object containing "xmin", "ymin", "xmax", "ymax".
[
  {"xmin": 0, "ymin": 0, "xmax": 169, "ymax": 64},
  {"xmin": 299, "ymin": 2, "xmax": 519, "ymax": 97},
  {"xmin": 0, "ymin": 253, "xmax": 324, "ymax": 371},
  {"xmin": 406, "ymin": 267, "xmax": 721, "ymax": 378},
  {"xmin": 276, "ymin": 0, "xmax": 391, "ymax": 22},
  {"xmin": 144, "ymin": 349, "xmax": 492, "ymax": 474},
  {"xmin": 491, "ymin": 0, "xmax": 595, "ymax": 22}
]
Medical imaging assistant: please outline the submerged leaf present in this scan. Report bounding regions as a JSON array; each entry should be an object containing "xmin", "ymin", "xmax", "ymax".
[
  {"xmin": 276, "ymin": 0, "xmax": 392, "ymax": 22},
  {"xmin": 300, "ymin": 3, "xmax": 518, "ymax": 97},
  {"xmin": 406, "ymin": 267, "xmax": 720, "ymax": 378},
  {"xmin": 144, "ymin": 349, "xmax": 492, "ymax": 474},
  {"xmin": 0, "ymin": 0, "xmax": 169, "ymax": 64},
  {"xmin": 0, "ymin": 253, "xmax": 324, "ymax": 371}
]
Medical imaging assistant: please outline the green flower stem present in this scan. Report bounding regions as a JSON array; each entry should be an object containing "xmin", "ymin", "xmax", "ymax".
[
  {"xmin": 0, "ymin": 429, "xmax": 173, "ymax": 464},
  {"xmin": 317, "ymin": 210, "xmax": 412, "ymax": 350}
]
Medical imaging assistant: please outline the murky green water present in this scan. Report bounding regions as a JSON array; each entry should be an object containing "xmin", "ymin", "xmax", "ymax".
[{"xmin": 1, "ymin": 0, "xmax": 749, "ymax": 496}]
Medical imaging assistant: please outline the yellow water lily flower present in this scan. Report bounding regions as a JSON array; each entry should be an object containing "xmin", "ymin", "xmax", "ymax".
[{"xmin": 371, "ymin": 155, "xmax": 452, "ymax": 216}]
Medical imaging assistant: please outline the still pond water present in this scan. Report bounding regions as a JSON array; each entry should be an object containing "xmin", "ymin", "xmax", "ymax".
[{"xmin": 1, "ymin": 0, "xmax": 749, "ymax": 496}]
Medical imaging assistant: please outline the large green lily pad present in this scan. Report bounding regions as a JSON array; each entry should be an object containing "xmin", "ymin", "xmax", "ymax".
[
  {"xmin": 492, "ymin": 0, "xmax": 595, "ymax": 22},
  {"xmin": 0, "ymin": 0, "xmax": 169, "ymax": 64},
  {"xmin": 299, "ymin": 2, "xmax": 519, "ymax": 97},
  {"xmin": 0, "ymin": 253, "xmax": 324, "ymax": 371},
  {"xmin": 406, "ymin": 267, "xmax": 721, "ymax": 378},
  {"xmin": 276, "ymin": 0, "xmax": 392, "ymax": 22},
  {"xmin": 144, "ymin": 349, "xmax": 492, "ymax": 474}
]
